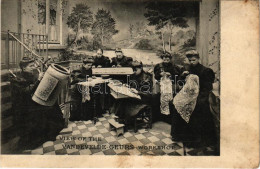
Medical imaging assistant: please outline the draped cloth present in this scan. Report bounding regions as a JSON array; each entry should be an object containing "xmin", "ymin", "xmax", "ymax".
[
  {"xmin": 82, "ymin": 85, "xmax": 91, "ymax": 102},
  {"xmin": 173, "ymin": 74, "xmax": 199, "ymax": 123},
  {"xmin": 160, "ymin": 75, "xmax": 173, "ymax": 115},
  {"xmin": 77, "ymin": 78, "xmax": 106, "ymax": 103}
]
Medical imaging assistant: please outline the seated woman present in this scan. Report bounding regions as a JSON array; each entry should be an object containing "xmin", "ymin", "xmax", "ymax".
[
  {"xmin": 71, "ymin": 56, "xmax": 94, "ymax": 84},
  {"xmin": 115, "ymin": 61, "xmax": 153, "ymax": 127},
  {"xmin": 70, "ymin": 56, "xmax": 102, "ymax": 121},
  {"xmin": 110, "ymin": 48, "xmax": 133, "ymax": 83},
  {"xmin": 93, "ymin": 48, "xmax": 111, "ymax": 68},
  {"xmin": 10, "ymin": 57, "xmax": 65, "ymax": 151}
]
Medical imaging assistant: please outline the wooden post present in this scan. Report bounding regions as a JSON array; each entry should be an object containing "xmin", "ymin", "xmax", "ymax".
[
  {"xmin": 45, "ymin": 0, "xmax": 50, "ymax": 60},
  {"xmin": 58, "ymin": 0, "xmax": 63, "ymax": 45},
  {"xmin": 6, "ymin": 31, "xmax": 10, "ymax": 69},
  {"xmin": 46, "ymin": 35, "xmax": 48, "ymax": 60}
]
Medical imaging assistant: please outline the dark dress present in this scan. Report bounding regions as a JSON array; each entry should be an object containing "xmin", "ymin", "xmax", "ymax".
[
  {"xmin": 110, "ymin": 56, "xmax": 133, "ymax": 83},
  {"xmin": 71, "ymin": 66, "xmax": 92, "ymax": 84},
  {"xmin": 116, "ymin": 70, "xmax": 153, "ymax": 124},
  {"xmin": 153, "ymin": 62, "xmax": 185, "ymax": 123},
  {"xmin": 70, "ymin": 67, "xmax": 102, "ymax": 121},
  {"xmin": 171, "ymin": 63, "xmax": 217, "ymax": 147},
  {"xmin": 93, "ymin": 55, "xmax": 111, "ymax": 68},
  {"xmin": 111, "ymin": 55, "xmax": 133, "ymax": 67},
  {"xmin": 10, "ymin": 72, "xmax": 64, "ymax": 150}
]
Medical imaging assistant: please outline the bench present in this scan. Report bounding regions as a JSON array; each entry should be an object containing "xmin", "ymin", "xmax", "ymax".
[{"xmin": 108, "ymin": 119, "xmax": 125, "ymax": 137}]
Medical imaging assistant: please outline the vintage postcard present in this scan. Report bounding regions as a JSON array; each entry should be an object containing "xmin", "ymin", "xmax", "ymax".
[{"xmin": 0, "ymin": 0, "xmax": 259, "ymax": 168}]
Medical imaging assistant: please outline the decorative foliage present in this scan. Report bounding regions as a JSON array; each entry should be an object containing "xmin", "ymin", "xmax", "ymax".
[
  {"xmin": 134, "ymin": 39, "xmax": 153, "ymax": 50},
  {"xmin": 129, "ymin": 24, "xmax": 134, "ymax": 39},
  {"xmin": 67, "ymin": 4, "xmax": 93, "ymax": 33},
  {"xmin": 67, "ymin": 3, "xmax": 93, "ymax": 46},
  {"xmin": 91, "ymin": 9, "xmax": 119, "ymax": 47},
  {"xmin": 59, "ymin": 48, "xmax": 75, "ymax": 61},
  {"xmin": 144, "ymin": 1, "xmax": 198, "ymax": 51}
]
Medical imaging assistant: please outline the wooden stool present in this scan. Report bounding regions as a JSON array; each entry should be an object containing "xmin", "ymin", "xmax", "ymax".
[{"xmin": 108, "ymin": 119, "xmax": 125, "ymax": 137}]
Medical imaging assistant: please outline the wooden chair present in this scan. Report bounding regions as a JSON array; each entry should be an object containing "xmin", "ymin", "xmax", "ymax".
[{"xmin": 133, "ymin": 105, "xmax": 152, "ymax": 133}]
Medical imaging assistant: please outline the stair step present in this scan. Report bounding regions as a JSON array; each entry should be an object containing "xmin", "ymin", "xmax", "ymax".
[
  {"xmin": 1, "ymin": 102, "xmax": 12, "ymax": 113},
  {"xmin": 1, "ymin": 73, "xmax": 10, "ymax": 82},
  {"xmin": 1, "ymin": 68, "xmax": 21, "ymax": 82},
  {"xmin": 1, "ymin": 81, "xmax": 11, "ymax": 92},
  {"xmin": 1, "ymin": 136, "xmax": 20, "ymax": 154},
  {"xmin": 1, "ymin": 81, "xmax": 11, "ymax": 86},
  {"xmin": 1, "ymin": 91, "xmax": 11, "ymax": 104},
  {"xmin": 0, "ymin": 90, "xmax": 11, "ymax": 98},
  {"xmin": 1, "ymin": 116, "xmax": 14, "ymax": 131},
  {"xmin": 1, "ymin": 125, "xmax": 17, "ymax": 143}
]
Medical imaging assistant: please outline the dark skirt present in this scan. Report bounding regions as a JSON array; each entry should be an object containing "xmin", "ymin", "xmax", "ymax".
[
  {"xmin": 16, "ymin": 102, "xmax": 65, "ymax": 150},
  {"xmin": 170, "ymin": 102, "xmax": 195, "ymax": 142},
  {"xmin": 69, "ymin": 85, "xmax": 103, "ymax": 121},
  {"xmin": 113, "ymin": 98, "xmax": 148, "ymax": 125},
  {"xmin": 171, "ymin": 100, "xmax": 217, "ymax": 147}
]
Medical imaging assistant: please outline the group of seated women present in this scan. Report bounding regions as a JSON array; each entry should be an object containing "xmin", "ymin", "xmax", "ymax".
[{"xmin": 10, "ymin": 48, "xmax": 217, "ymax": 151}]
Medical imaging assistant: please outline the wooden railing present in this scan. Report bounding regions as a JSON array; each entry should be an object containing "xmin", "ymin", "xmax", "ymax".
[
  {"xmin": 39, "ymin": 24, "xmax": 59, "ymax": 43},
  {"xmin": 1, "ymin": 31, "xmax": 48, "ymax": 69}
]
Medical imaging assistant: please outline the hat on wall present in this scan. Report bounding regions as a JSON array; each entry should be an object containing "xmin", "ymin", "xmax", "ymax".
[
  {"xmin": 83, "ymin": 56, "xmax": 94, "ymax": 64},
  {"xmin": 186, "ymin": 50, "xmax": 199, "ymax": 58},
  {"xmin": 19, "ymin": 57, "xmax": 35, "ymax": 69},
  {"xmin": 115, "ymin": 48, "xmax": 122, "ymax": 53}
]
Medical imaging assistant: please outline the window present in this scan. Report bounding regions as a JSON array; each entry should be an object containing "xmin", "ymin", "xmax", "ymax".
[{"xmin": 38, "ymin": 0, "xmax": 61, "ymax": 43}]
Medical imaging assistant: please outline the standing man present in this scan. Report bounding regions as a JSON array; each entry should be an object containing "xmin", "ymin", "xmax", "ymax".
[
  {"xmin": 111, "ymin": 48, "xmax": 133, "ymax": 67},
  {"xmin": 93, "ymin": 48, "xmax": 111, "ymax": 68}
]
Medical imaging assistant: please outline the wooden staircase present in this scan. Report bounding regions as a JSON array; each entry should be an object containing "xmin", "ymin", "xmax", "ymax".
[
  {"xmin": 1, "ymin": 70, "xmax": 19, "ymax": 153},
  {"xmin": 1, "ymin": 31, "xmax": 48, "ymax": 153}
]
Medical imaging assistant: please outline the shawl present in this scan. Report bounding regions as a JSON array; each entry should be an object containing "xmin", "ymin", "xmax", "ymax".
[{"xmin": 173, "ymin": 74, "xmax": 199, "ymax": 123}]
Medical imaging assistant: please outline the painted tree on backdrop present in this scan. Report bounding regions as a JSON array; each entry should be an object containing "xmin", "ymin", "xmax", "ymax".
[
  {"xmin": 91, "ymin": 9, "xmax": 119, "ymax": 48},
  {"xmin": 67, "ymin": 3, "xmax": 93, "ymax": 47},
  {"xmin": 129, "ymin": 24, "xmax": 134, "ymax": 39},
  {"xmin": 144, "ymin": 1, "xmax": 198, "ymax": 52}
]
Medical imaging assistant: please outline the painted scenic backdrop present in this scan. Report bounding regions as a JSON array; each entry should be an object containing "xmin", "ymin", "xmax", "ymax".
[{"xmin": 60, "ymin": 0, "xmax": 199, "ymax": 65}]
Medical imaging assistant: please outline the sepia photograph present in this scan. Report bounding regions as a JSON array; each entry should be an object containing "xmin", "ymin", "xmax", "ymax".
[{"xmin": 1, "ymin": 0, "xmax": 220, "ymax": 157}]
